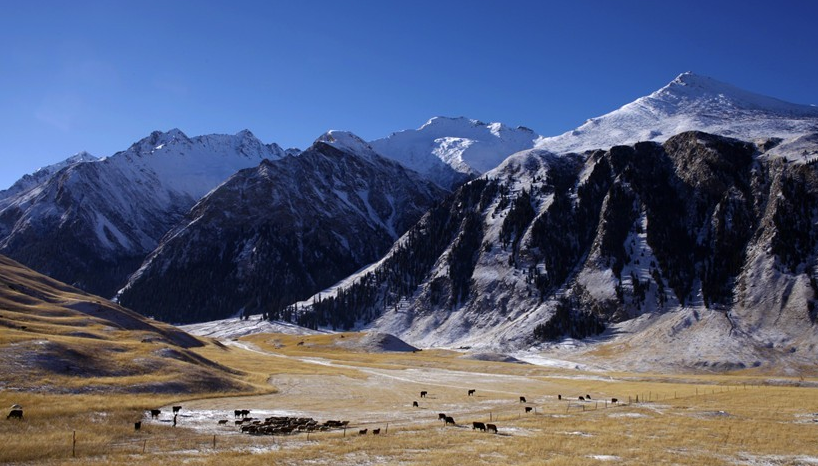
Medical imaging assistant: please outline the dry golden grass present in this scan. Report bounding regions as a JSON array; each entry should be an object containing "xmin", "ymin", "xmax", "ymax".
[{"xmin": 2, "ymin": 338, "xmax": 818, "ymax": 465}]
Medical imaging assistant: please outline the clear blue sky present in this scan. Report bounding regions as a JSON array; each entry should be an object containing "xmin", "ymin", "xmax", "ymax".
[{"xmin": 2, "ymin": 0, "xmax": 817, "ymax": 189}]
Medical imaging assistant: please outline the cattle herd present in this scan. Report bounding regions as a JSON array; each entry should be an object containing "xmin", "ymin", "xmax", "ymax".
[
  {"xmin": 237, "ymin": 416, "xmax": 350, "ymax": 435},
  {"xmin": 133, "ymin": 391, "xmax": 623, "ymax": 439}
]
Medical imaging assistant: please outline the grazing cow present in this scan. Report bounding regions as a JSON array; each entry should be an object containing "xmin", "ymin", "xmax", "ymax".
[
  {"xmin": 359, "ymin": 429, "xmax": 368, "ymax": 435},
  {"xmin": 468, "ymin": 389, "xmax": 476, "ymax": 396},
  {"xmin": 235, "ymin": 420, "xmax": 244, "ymax": 425},
  {"xmin": 558, "ymin": 394, "xmax": 562, "ymax": 400},
  {"xmin": 218, "ymin": 420, "xmax": 229, "ymax": 425},
  {"xmin": 150, "ymin": 409, "xmax": 161, "ymax": 419},
  {"xmin": 172, "ymin": 406, "xmax": 182, "ymax": 414},
  {"xmin": 472, "ymin": 422, "xmax": 486, "ymax": 431},
  {"xmin": 579, "ymin": 396, "xmax": 585, "ymax": 401},
  {"xmin": 420, "ymin": 391, "xmax": 428, "ymax": 398},
  {"xmin": 444, "ymin": 416, "xmax": 456, "ymax": 426},
  {"xmin": 519, "ymin": 396, "xmax": 526, "ymax": 403},
  {"xmin": 611, "ymin": 398, "xmax": 618, "ymax": 404},
  {"xmin": 438, "ymin": 413, "xmax": 447, "ymax": 421},
  {"xmin": 372, "ymin": 428, "xmax": 380, "ymax": 435},
  {"xmin": 134, "ymin": 421, "xmax": 141, "ymax": 431},
  {"xmin": 486, "ymin": 423, "xmax": 498, "ymax": 434},
  {"xmin": 525, "ymin": 407, "xmax": 533, "ymax": 413},
  {"xmin": 586, "ymin": 394, "xmax": 592, "ymax": 400},
  {"xmin": 7, "ymin": 409, "xmax": 23, "ymax": 420},
  {"xmin": 412, "ymin": 401, "xmax": 419, "ymax": 407}
]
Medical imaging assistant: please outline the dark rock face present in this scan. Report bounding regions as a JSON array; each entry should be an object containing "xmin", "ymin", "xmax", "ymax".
[
  {"xmin": 117, "ymin": 142, "xmax": 447, "ymax": 324},
  {"xmin": 295, "ymin": 131, "xmax": 818, "ymax": 345}
]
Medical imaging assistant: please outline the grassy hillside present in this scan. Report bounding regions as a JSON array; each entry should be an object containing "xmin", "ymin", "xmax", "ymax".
[{"xmin": 0, "ymin": 253, "xmax": 247, "ymax": 393}]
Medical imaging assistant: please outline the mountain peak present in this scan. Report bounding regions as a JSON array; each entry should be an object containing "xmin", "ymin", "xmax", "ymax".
[
  {"xmin": 314, "ymin": 130, "xmax": 379, "ymax": 159},
  {"xmin": 536, "ymin": 72, "xmax": 818, "ymax": 155},
  {"xmin": 235, "ymin": 129, "xmax": 256, "ymax": 139},
  {"xmin": 420, "ymin": 116, "xmax": 487, "ymax": 130},
  {"xmin": 64, "ymin": 151, "xmax": 98, "ymax": 164}
]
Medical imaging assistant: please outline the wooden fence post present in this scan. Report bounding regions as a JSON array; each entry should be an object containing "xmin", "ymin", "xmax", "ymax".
[{"xmin": 72, "ymin": 431, "xmax": 76, "ymax": 458}]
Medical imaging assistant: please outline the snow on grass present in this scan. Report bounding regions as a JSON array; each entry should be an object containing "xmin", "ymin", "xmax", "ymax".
[
  {"xmin": 587, "ymin": 455, "xmax": 622, "ymax": 461},
  {"xmin": 180, "ymin": 317, "xmax": 327, "ymax": 340}
]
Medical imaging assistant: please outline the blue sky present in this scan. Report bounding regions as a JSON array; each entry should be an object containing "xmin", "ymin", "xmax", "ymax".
[{"xmin": 2, "ymin": 0, "xmax": 817, "ymax": 189}]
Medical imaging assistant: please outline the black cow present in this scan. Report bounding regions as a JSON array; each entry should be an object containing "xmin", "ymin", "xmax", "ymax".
[
  {"xmin": 234, "ymin": 410, "xmax": 242, "ymax": 418},
  {"xmin": 525, "ymin": 407, "xmax": 533, "ymax": 413},
  {"xmin": 486, "ymin": 423, "xmax": 498, "ymax": 433},
  {"xmin": 412, "ymin": 401, "xmax": 419, "ymax": 407},
  {"xmin": 218, "ymin": 419, "xmax": 229, "ymax": 425},
  {"xmin": 586, "ymin": 394, "xmax": 592, "ymax": 400},
  {"xmin": 240, "ymin": 409, "xmax": 250, "ymax": 417},
  {"xmin": 444, "ymin": 416, "xmax": 456, "ymax": 426},
  {"xmin": 372, "ymin": 428, "xmax": 381, "ymax": 435},
  {"xmin": 7, "ymin": 409, "xmax": 23, "ymax": 420},
  {"xmin": 438, "ymin": 413, "xmax": 447, "ymax": 421},
  {"xmin": 579, "ymin": 396, "xmax": 585, "ymax": 401},
  {"xmin": 359, "ymin": 429, "xmax": 368, "ymax": 435},
  {"xmin": 558, "ymin": 394, "xmax": 562, "ymax": 400},
  {"xmin": 172, "ymin": 406, "xmax": 182, "ymax": 414},
  {"xmin": 134, "ymin": 421, "xmax": 141, "ymax": 431},
  {"xmin": 468, "ymin": 389, "xmax": 476, "ymax": 396},
  {"xmin": 472, "ymin": 421, "xmax": 486, "ymax": 431},
  {"xmin": 150, "ymin": 409, "xmax": 161, "ymax": 419},
  {"xmin": 611, "ymin": 398, "xmax": 618, "ymax": 404},
  {"xmin": 420, "ymin": 391, "xmax": 428, "ymax": 398},
  {"xmin": 519, "ymin": 396, "xmax": 526, "ymax": 403}
]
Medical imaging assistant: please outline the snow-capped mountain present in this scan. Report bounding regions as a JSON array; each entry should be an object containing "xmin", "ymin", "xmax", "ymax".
[
  {"xmin": 370, "ymin": 116, "xmax": 543, "ymax": 189},
  {"xmin": 0, "ymin": 129, "xmax": 295, "ymax": 297},
  {"xmin": 292, "ymin": 130, "xmax": 818, "ymax": 371},
  {"xmin": 116, "ymin": 132, "xmax": 447, "ymax": 324},
  {"xmin": 536, "ymin": 72, "xmax": 818, "ymax": 154}
]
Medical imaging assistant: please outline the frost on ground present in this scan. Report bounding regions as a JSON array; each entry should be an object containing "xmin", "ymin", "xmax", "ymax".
[
  {"xmin": 587, "ymin": 455, "xmax": 621, "ymax": 461},
  {"xmin": 731, "ymin": 453, "xmax": 818, "ymax": 465}
]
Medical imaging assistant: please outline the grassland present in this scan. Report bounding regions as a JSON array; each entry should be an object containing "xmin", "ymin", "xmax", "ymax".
[{"xmin": 2, "ymin": 332, "xmax": 817, "ymax": 465}]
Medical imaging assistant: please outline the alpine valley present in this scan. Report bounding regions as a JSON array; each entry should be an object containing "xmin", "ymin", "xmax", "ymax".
[{"xmin": 3, "ymin": 72, "xmax": 818, "ymax": 374}]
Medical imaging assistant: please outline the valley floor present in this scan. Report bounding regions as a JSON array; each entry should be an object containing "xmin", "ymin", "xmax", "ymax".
[{"xmin": 2, "ymin": 331, "xmax": 817, "ymax": 465}]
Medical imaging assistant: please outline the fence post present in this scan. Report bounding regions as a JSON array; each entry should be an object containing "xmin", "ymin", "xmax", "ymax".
[
  {"xmin": 386, "ymin": 422, "xmax": 389, "ymax": 435},
  {"xmin": 72, "ymin": 431, "xmax": 76, "ymax": 458},
  {"xmin": 142, "ymin": 439, "xmax": 146, "ymax": 454},
  {"xmin": 213, "ymin": 435, "xmax": 216, "ymax": 449}
]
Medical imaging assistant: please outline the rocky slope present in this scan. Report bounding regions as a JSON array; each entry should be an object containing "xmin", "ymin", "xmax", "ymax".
[{"xmin": 117, "ymin": 132, "xmax": 447, "ymax": 324}]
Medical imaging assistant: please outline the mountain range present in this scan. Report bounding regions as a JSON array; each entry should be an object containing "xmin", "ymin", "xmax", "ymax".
[{"xmin": 2, "ymin": 72, "xmax": 818, "ymax": 371}]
